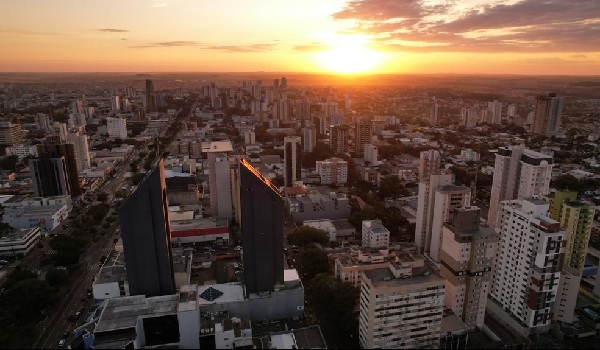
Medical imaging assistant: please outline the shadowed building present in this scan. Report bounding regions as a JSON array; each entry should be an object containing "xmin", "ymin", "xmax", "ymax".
[
  {"xmin": 36, "ymin": 143, "xmax": 82, "ymax": 197},
  {"xmin": 119, "ymin": 159, "xmax": 175, "ymax": 297},
  {"xmin": 239, "ymin": 159, "xmax": 284, "ymax": 296}
]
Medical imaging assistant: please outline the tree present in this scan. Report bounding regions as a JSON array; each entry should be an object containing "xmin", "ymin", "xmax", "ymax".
[
  {"xmin": 348, "ymin": 208, "xmax": 378, "ymax": 229},
  {"xmin": 287, "ymin": 226, "xmax": 329, "ymax": 247},
  {"xmin": 378, "ymin": 175, "xmax": 408, "ymax": 199},
  {"xmin": 96, "ymin": 192, "xmax": 108, "ymax": 202},
  {"xmin": 298, "ymin": 247, "xmax": 329, "ymax": 280},
  {"xmin": 3, "ymin": 267, "xmax": 37, "ymax": 288},
  {"xmin": 0, "ymin": 155, "xmax": 19, "ymax": 171},
  {"xmin": 45, "ymin": 268, "xmax": 68, "ymax": 288}
]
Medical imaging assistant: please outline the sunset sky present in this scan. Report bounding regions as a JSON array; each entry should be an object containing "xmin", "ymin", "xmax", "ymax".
[{"xmin": 1, "ymin": 0, "xmax": 599, "ymax": 75}]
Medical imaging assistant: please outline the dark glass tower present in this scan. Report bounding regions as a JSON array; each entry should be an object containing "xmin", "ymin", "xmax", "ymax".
[
  {"xmin": 119, "ymin": 159, "xmax": 175, "ymax": 297},
  {"xmin": 239, "ymin": 159, "xmax": 284, "ymax": 296},
  {"xmin": 146, "ymin": 79, "xmax": 156, "ymax": 112},
  {"xmin": 36, "ymin": 143, "xmax": 82, "ymax": 196}
]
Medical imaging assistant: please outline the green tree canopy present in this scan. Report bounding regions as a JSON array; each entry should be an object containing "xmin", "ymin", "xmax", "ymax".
[
  {"xmin": 298, "ymin": 247, "xmax": 329, "ymax": 280},
  {"xmin": 287, "ymin": 226, "xmax": 329, "ymax": 247}
]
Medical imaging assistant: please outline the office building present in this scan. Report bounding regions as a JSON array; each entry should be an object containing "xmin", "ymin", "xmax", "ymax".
[
  {"xmin": 532, "ymin": 93, "xmax": 564, "ymax": 137},
  {"xmin": 283, "ymin": 136, "xmax": 301, "ymax": 187},
  {"xmin": 359, "ymin": 245, "xmax": 445, "ymax": 349},
  {"xmin": 429, "ymin": 185, "xmax": 471, "ymax": 263},
  {"xmin": 146, "ymin": 79, "xmax": 155, "ymax": 112},
  {"xmin": 315, "ymin": 157, "xmax": 347, "ymax": 185},
  {"xmin": 489, "ymin": 198, "xmax": 564, "ymax": 333},
  {"xmin": 239, "ymin": 159, "xmax": 284, "ymax": 295},
  {"xmin": 119, "ymin": 160, "xmax": 175, "ymax": 297},
  {"xmin": 0, "ymin": 122, "xmax": 23, "ymax": 146},
  {"xmin": 354, "ymin": 121, "xmax": 373, "ymax": 156},
  {"xmin": 107, "ymin": 116, "xmax": 128, "ymax": 139},
  {"xmin": 553, "ymin": 201, "xmax": 596, "ymax": 323},
  {"xmin": 419, "ymin": 149, "xmax": 441, "ymax": 181},
  {"xmin": 415, "ymin": 172, "xmax": 453, "ymax": 254},
  {"xmin": 36, "ymin": 143, "xmax": 82, "ymax": 197},
  {"xmin": 303, "ymin": 125, "xmax": 316, "ymax": 153},
  {"xmin": 330, "ymin": 125, "xmax": 349, "ymax": 155},
  {"xmin": 361, "ymin": 220, "xmax": 390, "ymax": 249},
  {"xmin": 487, "ymin": 145, "xmax": 553, "ymax": 227},
  {"xmin": 440, "ymin": 207, "xmax": 497, "ymax": 329},
  {"xmin": 430, "ymin": 103, "xmax": 440, "ymax": 125}
]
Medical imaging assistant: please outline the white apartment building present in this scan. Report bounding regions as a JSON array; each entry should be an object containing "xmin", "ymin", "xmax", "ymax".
[
  {"xmin": 303, "ymin": 126, "xmax": 316, "ymax": 153},
  {"xmin": 316, "ymin": 158, "xmax": 348, "ymax": 185},
  {"xmin": 242, "ymin": 130, "xmax": 255, "ymax": 145},
  {"xmin": 335, "ymin": 249, "xmax": 389, "ymax": 287},
  {"xmin": 459, "ymin": 149, "xmax": 480, "ymax": 162},
  {"xmin": 488, "ymin": 100, "xmax": 503, "ymax": 124},
  {"xmin": 359, "ymin": 246, "xmax": 445, "ymax": 349},
  {"xmin": 440, "ymin": 207, "xmax": 497, "ymax": 329},
  {"xmin": 364, "ymin": 143, "xmax": 378, "ymax": 165},
  {"xmin": 415, "ymin": 172, "xmax": 453, "ymax": 254},
  {"xmin": 208, "ymin": 153, "xmax": 233, "ymax": 220},
  {"xmin": 111, "ymin": 96, "xmax": 120, "ymax": 112},
  {"xmin": 0, "ymin": 122, "xmax": 23, "ymax": 146},
  {"xmin": 283, "ymin": 136, "xmax": 301, "ymax": 187},
  {"xmin": 6, "ymin": 144, "xmax": 38, "ymax": 160},
  {"xmin": 489, "ymin": 198, "xmax": 565, "ymax": 332},
  {"xmin": 488, "ymin": 145, "xmax": 553, "ymax": 228},
  {"xmin": 429, "ymin": 185, "xmax": 471, "ymax": 263},
  {"xmin": 418, "ymin": 149, "xmax": 441, "ymax": 181},
  {"xmin": 107, "ymin": 117, "xmax": 128, "ymax": 139},
  {"xmin": 361, "ymin": 220, "xmax": 390, "ymax": 249},
  {"xmin": 68, "ymin": 127, "xmax": 91, "ymax": 171},
  {"xmin": 0, "ymin": 227, "xmax": 41, "ymax": 258}
]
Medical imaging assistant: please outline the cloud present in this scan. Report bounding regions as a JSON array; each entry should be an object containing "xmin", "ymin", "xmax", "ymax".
[
  {"xmin": 98, "ymin": 28, "xmax": 129, "ymax": 33},
  {"xmin": 203, "ymin": 44, "xmax": 275, "ymax": 52},
  {"xmin": 129, "ymin": 41, "xmax": 203, "ymax": 48},
  {"xmin": 0, "ymin": 29, "xmax": 61, "ymax": 36},
  {"xmin": 332, "ymin": 0, "xmax": 600, "ymax": 52},
  {"xmin": 293, "ymin": 44, "xmax": 331, "ymax": 52}
]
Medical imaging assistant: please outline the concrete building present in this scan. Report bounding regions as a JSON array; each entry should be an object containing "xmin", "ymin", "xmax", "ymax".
[
  {"xmin": 6, "ymin": 144, "xmax": 38, "ymax": 160},
  {"xmin": 489, "ymin": 198, "xmax": 565, "ymax": 334},
  {"xmin": 170, "ymin": 218, "xmax": 229, "ymax": 246},
  {"xmin": 29, "ymin": 157, "xmax": 71, "ymax": 197},
  {"xmin": 303, "ymin": 218, "xmax": 355, "ymax": 242},
  {"xmin": 488, "ymin": 100, "xmax": 503, "ymax": 124},
  {"xmin": 419, "ymin": 149, "xmax": 441, "ymax": 181},
  {"xmin": 543, "ymin": 190, "xmax": 577, "ymax": 222},
  {"xmin": 286, "ymin": 190, "xmax": 350, "ymax": 224},
  {"xmin": 145, "ymin": 79, "xmax": 155, "ymax": 112},
  {"xmin": 1, "ymin": 195, "xmax": 71, "ymax": 232},
  {"xmin": 284, "ymin": 136, "xmax": 302, "ymax": 187},
  {"xmin": 532, "ymin": 93, "xmax": 563, "ymax": 137},
  {"xmin": 488, "ymin": 145, "xmax": 553, "ymax": 228},
  {"xmin": 429, "ymin": 185, "xmax": 471, "ymax": 263},
  {"xmin": 239, "ymin": 159, "xmax": 284, "ymax": 296},
  {"xmin": 119, "ymin": 160, "xmax": 176, "ymax": 297},
  {"xmin": 0, "ymin": 227, "xmax": 41, "ymax": 258},
  {"xmin": 334, "ymin": 248, "xmax": 391, "ymax": 287},
  {"xmin": 92, "ymin": 250, "xmax": 129, "ymax": 300},
  {"xmin": 415, "ymin": 172, "xmax": 453, "ymax": 254},
  {"xmin": 0, "ymin": 122, "xmax": 23, "ymax": 146},
  {"xmin": 315, "ymin": 157, "xmax": 348, "ymax": 185},
  {"xmin": 459, "ymin": 149, "xmax": 480, "ymax": 162},
  {"xmin": 359, "ymin": 245, "xmax": 445, "ymax": 349},
  {"xmin": 553, "ymin": 201, "xmax": 596, "ymax": 324},
  {"xmin": 107, "ymin": 117, "xmax": 128, "ymax": 139},
  {"xmin": 208, "ymin": 153, "xmax": 233, "ymax": 220},
  {"xmin": 361, "ymin": 220, "xmax": 390, "ymax": 249},
  {"xmin": 330, "ymin": 125, "xmax": 349, "ymax": 155},
  {"xmin": 111, "ymin": 96, "xmax": 120, "ymax": 112},
  {"xmin": 363, "ymin": 143, "xmax": 378, "ymax": 165},
  {"xmin": 67, "ymin": 127, "xmax": 91, "ymax": 171},
  {"xmin": 440, "ymin": 207, "xmax": 497, "ymax": 329},
  {"xmin": 430, "ymin": 103, "xmax": 440, "ymax": 125},
  {"xmin": 36, "ymin": 143, "xmax": 82, "ymax": 197},
  {"xmin": 303, "ymin": 125, "xmax": 316, "ymax": 153},
  {"xmin": 354, "ymin": 121, "xmax": 373, "ymax": 156}
]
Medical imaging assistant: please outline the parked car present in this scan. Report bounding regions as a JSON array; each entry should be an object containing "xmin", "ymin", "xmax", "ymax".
[{"xmin": 58, "ymin": 338, "xmax": 66, "ymax": 347}]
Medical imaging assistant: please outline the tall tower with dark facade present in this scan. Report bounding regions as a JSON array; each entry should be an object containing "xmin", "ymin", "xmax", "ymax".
[
  {"xmin": 239, "ymin": 159, "xmax": 284, "ymax": 296},
  {"xmin": 146, "ymin": 79, "xmax": 156, "ymax": 112},
  {"xmin": 119, "ymin": 159, "xmax": 175, "ymax": 297},
  {"xmin": 36, "ymin": 143, "xmax": 82, "ymax": 197},
  {"xmin": 283, "ymin": 136, "xmax": 301, "ymax": 187}
]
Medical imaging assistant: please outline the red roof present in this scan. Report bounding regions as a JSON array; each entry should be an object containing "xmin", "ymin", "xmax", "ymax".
[{"xmin": 171, "ymin": 226, "xmax": 229, "ymax": 238}]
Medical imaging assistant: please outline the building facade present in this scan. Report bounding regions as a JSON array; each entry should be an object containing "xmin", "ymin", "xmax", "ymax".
[{"xmin": 283, "ymin": 136, "xmax": 302, "ymax": 187}]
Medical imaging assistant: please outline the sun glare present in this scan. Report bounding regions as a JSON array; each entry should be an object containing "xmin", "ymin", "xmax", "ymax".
[{"xmin": 316, "ymin": 36, "xmax": 384, "ymax": 74}]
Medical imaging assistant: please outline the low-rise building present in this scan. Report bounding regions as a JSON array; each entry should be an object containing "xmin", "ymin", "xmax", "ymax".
[
  {"xmin": 286, "ymin": 190, "xmax": 350, "ymax": 224},
  {"xmin": 0, "ymin": 227, "xmax": 41, "ymax": 258},
  {"xmin": 1, "ymin": 195, "xmax": 71, "ymax": 231}
]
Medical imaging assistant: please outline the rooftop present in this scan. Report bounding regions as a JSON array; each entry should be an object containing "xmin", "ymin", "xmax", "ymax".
[
  {"xmin": 95, "ymin": 295, "xmax": 179, "ymax": 333},
  {"xmin": 96, "ymin": 265, "xmax": 127, "ymax": 285},
  {"xmin": 364, "ymin": 267, "xmax": 443, "ymax": 288},
  {"xmin": 196, "ymin": 283, "xmax": 245, "ymax": 306},
  {"xmin": 203, "ymin": 140, "xmax": 233, "ymax": 153}
]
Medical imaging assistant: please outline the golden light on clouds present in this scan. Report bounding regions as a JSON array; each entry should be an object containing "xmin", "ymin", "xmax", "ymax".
[{"xmin": 314, "ymin": 35, "xmax": 386, "ymax": 74}]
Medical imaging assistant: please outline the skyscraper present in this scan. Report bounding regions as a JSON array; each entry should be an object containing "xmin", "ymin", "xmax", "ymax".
[
  {"xmin": 354, "ymin": 121, "xmax": 372, "ymax": 156},
  {"xmin": 119, "ymin": 159, "xmax": 175, "ymax": 297},
  {"xmin": 36, "ymin": 143, "xmax": 82, "ymax": 197},
  {"xmin": 440, "ymin": 207, "xmax": 497, "ymax": 329},
  {"xmin": 418, "ymin": 149, "xmax": 441, "ymax": 181},
  {"xmin": 430, "ymin": 103, "xmax": 440, "ymax": 125},
  {"xmin": 145, "ymin": 79, "xmax": 155, "ymax": 112},
  {"xmin": 303, "ymin": 125, "xmax": 316, "ymax": 153},
  {"xmin": 239, "ymin": 159, "xmax": 284, "ymax": 296},
  {"xmin": 487, "ymin": 145, "xmax": 553, "ymax": 227},
  {"xmin": 330, "ymin": 125, "xmax": 348, "ymax": 155},
  {"xmin": 280, "ymin": 77, "xmax": 287, "ymax": 89},
  {"xmin": 208, "ymin": 153, "xmax": 233, "ymax": 219},
  {"xmin": 532, "ymin": 93, "xmax": 563, "ymax": 137},
  {"xmin": 29, "ymin": 157, "xmax": 70, "ymax": 197},
  {"xmin": 283, "ymin": 136, "xmax": 301, "ymax": 187},
  {"xmin": 487, "ymin": 100, "xmax": 503, "ymax": 124},
  {"xmin": 490, "ymin": 198, "xmax": 564, "ymax": 331},
  {"xmin": 67, "ymin": 127, "xmax": 91, "ymax": 172}
]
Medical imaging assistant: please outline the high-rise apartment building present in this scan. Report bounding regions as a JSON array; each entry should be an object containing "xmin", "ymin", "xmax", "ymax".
[
  {"xmin": 0, "ymin": 122, "xmax": 23, "ymax": 146},
  {"xmin": 145, "ymin": 79, "xmax": 155, "ymax": 112},
  {"xmin": 119, "ymin": 160, "xmax": 175, "ymax": 297},
  {"xmin": 359, "ymin": 246, "xmax": 445, "ymax": 349},
  {"xmin": 354, "ymin": 121, "xmax": 373, "ymax": 156},
  {"xmin": 361, "ymin": 220, "xmax": 390, "ymax": 249},
  {"xmin": 363, "ymin": 143, "xmax": 378, "ymax": 165},
  {"xmin": 330, "ymin": 125, "xmax": 349, "ymax": 155},
  {"xmin": 315, "ymin": 157, "xmax": 348, "ymax": 185},
  {"xmin": 440, "ymin": 207, "xmax": 497, "ymax": 329},
  {"xmin": 418, "ymin": 149, "xmax": 441, "ymax": 181},
  {"xmin": 543, "ymin": 190, "xmax": 577, "ymax": 222},
  {"xmin": 36, "ymin": 143, "xmax": 82, "ymax": 197},
  {"xmin": 532, "ymin": 93, "xmax": 563, "ymax": 137},
  {"xmin": 67, "ymin": 127, "xmax": 91, "ymax": 171},
  {"xmin": 280, "ymin": 77, "xmax": 287, "ymax": 89},
  {"xmin": 415, "ymin": 172, "xmax": 453, "ymax": 253},
  {"xmin": 490, "ymin": 198, "xmax": 564, "ymax": 331},
  {"xmin": 107, "ymin": 117, "xmax": 128, "ymax": 139},
  {"xmin": 430, "ymin": 103, "xmax": 440, "ymax": 125},
  {"xmin": 283, "ymin": 136, "xmax": 301, "ymax": 187},
  {"xmin": 208, "ymin": 153, "xmax": 233, "ymax": 220},
  {"xmin": 239, "ymin": 159, "xmax": 284, "ymax": 296},
  {"xmin": 488, "ymin": 100, "xmax": 503, "ymax": 124},
  {"xmin": 303, "ymin": 125, "xmax": 316, "ymax": 153},
  {"xmin": 111, "ymin": 96, "xmax": 120, "ymax": 112},
  {"xmin": 554, "ymin": 201, "xmax": 596, "ymax": 323},
  {"xmin": 487, "ymin": 145, "xmax": 553, "ymax": 227},
  {"xmin": 429, "ymin": 185, "xmax": 471, "ymax": 263}
]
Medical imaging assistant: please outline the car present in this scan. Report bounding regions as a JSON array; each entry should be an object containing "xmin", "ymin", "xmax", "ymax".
[
  {"xmin": 74, "ymin": 311, "xmax": 81, "ymax": 318},
  {"xmin": 58, "ymin": 338, "xmax": 66, "ymax": 347},
  {"xmin": 233, "ymin": 246, "xmax": 242, "ymax": 251}
]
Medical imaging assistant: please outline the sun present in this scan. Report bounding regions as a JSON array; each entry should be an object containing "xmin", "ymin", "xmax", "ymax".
[{"xmin": 315, "ymin": 36, "xmax": 384, "ymax": 74}]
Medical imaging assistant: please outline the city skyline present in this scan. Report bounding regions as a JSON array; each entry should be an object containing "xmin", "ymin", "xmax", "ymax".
[{"xmin": 1, "ymin": 0, "xmax": 599, "ymax": 75}]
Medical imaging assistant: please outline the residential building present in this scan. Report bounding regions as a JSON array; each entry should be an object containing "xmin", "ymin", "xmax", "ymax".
[
  {"xmin": 415, "ymin": 172, "xmax": 453, "ymax": 254},
  {"xmin": 354, "ymin": 121, "xmax": 373, "ymax": 156},
  {"xmin": 361, "ymin": 220, "xmax": 390, "ymax": 249},
  {"xmin": 330, "ymin": 125, "xmax": 349, "ymax": 155},
  {"xmin": 553, "ymin": 201, "xmax": 596, "ymax": 324},
  {"xmin": 364, "ymin": 143, "xmax": 378, "ymax": 165},
  {"xmin": 303, "ymin": 125, "xmax": 316, "ymax": 153},
  {"xmin": 440, "ymin": 207, "xmax": 497, "ymax": 329},
  {"xmin": 532, "ymin": 93, "xmax": 563, "ymax": 137},
  {"xmin": 107, "ymin": 116, "xmax": 128, "ymax": 139},
  {"xmin": 119, "ymin": 159, "xmax": 176, "ymax": 297},
  {"xmin": 419, "ymin": 149, "xmax": 441, "ymax": 181},
  {"xmin": 284, "ymin": 136, "xmax": 302, "ymax": 187},
  {"xmin": 67, "ymin": 127, "xmax": 91, "ymax": 171},
  {"xmin": 430, "ymin": 103, "xmax": 440, "ymax": 125},
  {"xmin": 359, "ymin": 245, "xmax": 445, "ymax": 349},
  {"xmin": 459, "ymin": 149, "xmax": 480, "ymax": 162},
  {"xmin": 6, "ymin": 144, "xmax": 38, "ymax": 160},
  {"xmin": 111, "ymin": 96, "xmax": 120, "ymax": 112},
  {"xmin": 543, "ymin": 190, "xmax": 577, "ymax": 221},
  {"xmin": 29, "ymin": 157, "xmax": 71, "ymax": 197},
  {"xmin": 146, "ymin": 79, "xmax": 155, "ymax": 112},
  {"xmin": 208, "ymin": 153, "xmax": 233, "ymax": 220},
  {"xmin": 286, "ymin": 189, "xmax": 350, "ymax": 224},
  {"xmin": 239, "ymin": 159, "xmax": 284, "ymax": 295},
  {"xmin": 429, "ymin": 185, "xmax": 471, "ymax": 263},
  {"xmin": 0, "ymin": 122, "xmax": 23, "ymax": 146},
  {"xmin": 488, "ymin": 100, "xmax": 503, "ymax": 124},
  {"xmin": 315, "ymin": 157, "xmax": 348, "ymax": 185},
  {"xmin": 487, "ymin": 145, "xmax": 553, "ymax": 227},
  {"xmin": 489, "ymin": 198, "xmax": 564, "ymax": 334}
]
